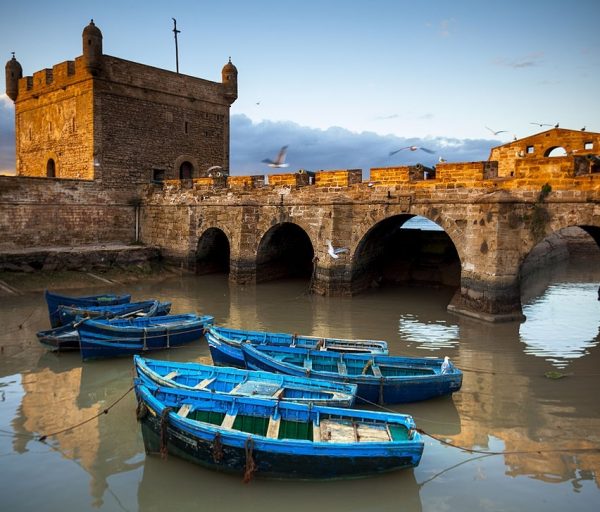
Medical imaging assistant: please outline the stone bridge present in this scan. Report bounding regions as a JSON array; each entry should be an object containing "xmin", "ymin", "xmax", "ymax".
[{"xmin": 142, "ymin": 130, "xmax": 600, "ymax": 323}]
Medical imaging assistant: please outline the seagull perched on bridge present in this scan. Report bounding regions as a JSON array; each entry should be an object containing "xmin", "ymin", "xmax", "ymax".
[
  {"xmin": 262, "ymin": 146, "xmax": 289, "ymax": 168},
  {"xmin": 326, "ymin": 240, "xmax": 349, "ymax": 259},
  {"xmin": 485, "ymin": 126, "xmax": 508, "ymax": 136},
  {"xmin": 389, "ymin": 146, "xmax": 434, "ymax": 156}
]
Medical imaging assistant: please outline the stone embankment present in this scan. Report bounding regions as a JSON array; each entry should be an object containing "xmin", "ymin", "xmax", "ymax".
[{"xmin": 0, "ymin": 244, "xmax": 173, "ymax": 295}]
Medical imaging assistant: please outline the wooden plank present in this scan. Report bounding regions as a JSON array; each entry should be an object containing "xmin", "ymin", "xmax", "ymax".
[
  {"xmin": 221, "ymin": 413, "xmax": 236, "ymax": 430},
  {"xmin": 337, "ymin": 361, "xmax": 347, "ymax": 375},
  {"xmin": 266, "ymin": 416, "xmax": 281, "ymax": 439},
  {"xmin": 193, "ymin": 377, "xmax": 215, "ymax": 389},
  {"xmin": 371, "ymin": 364, "xmax": 382, "ymax": 378},
  {"xmin": 164, "ymin": 370, "xmax": 179, "ymax": 380},
  {"xmin": 313, "ymin": 421, "xmax": 321, "ymax": 442},
  {"xmin": 320, "ymin": 419, "xmax": 357, "ymax": 443},
  {"xmin": 271, "ymin": 387, "xmax": 285, "ymax": 398},
  {"xmin": 177, "ymin": 403, "xmax": 192, "ymax": 418},
  {"xmin": 356, "ymin": 422, "xmax": 391, "ymax": 442},
  {"xmin": 304, "ymin": 358, "xmax": 312, "ymax": 371}
]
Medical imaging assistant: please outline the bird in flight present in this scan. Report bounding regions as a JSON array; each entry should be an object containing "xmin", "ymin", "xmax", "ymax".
[
  {"xmin": 389, "ymin": 146, "xmax": 434, "ymax": 156},
  {"xmin": 262, "ymin": 146, "xmax": 289, "ymax": 168},
  {"xmin": 326, "ymin": 240, "xmax": 350, "ymax": 259},
  {"xmin": 438, "ymin": 156, "xmax": 447, "ymax": 163},
  {"xmin": 485, "ymin": 126, "xmax": 507, "ymax": 136},
  {"xmin": 206, "ymin": 165, "xmax": 222, "ymax": 173},
  {"xmin": 530, "ymin": 122, "xmax": 555, "ymax": 128}
]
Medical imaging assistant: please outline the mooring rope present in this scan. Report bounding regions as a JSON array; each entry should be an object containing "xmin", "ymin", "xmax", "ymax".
[
  {"xmin": 355, "ymin": 395, "xmax": 600, "ymax": 455},
  {"xmin": 36, "ymin": 385, "xmax": 134, "ymax": 442},
  {"xmin": 243, "ymin": 437, "xmax": 257, "ymax": 483}
]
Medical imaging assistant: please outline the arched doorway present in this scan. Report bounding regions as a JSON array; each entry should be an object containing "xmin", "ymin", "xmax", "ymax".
[
  {"xmin": 256, "ymin": 223, "xmax": 314, "ymax": 283},
  {"xmin": 196, "ymin": 228, "xmax": 230, "ymax": 275},
  {"xmin": 351, "ymin": 214, "xmax": 460, "ymax": 293},
  {"xmin": 179, "ymin": 161, "xmax": 193, "ymax": 180},
  {"xmin": 46, "ymin": 158, "xmax": 56, "ymax": 177}
]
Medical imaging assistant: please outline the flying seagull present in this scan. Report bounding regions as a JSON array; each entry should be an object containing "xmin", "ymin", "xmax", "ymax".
[
  {"xmin": 530, "ymin": 122, "xmax": 554, "ymax": 127},
  {"xmin": 438, "ymin": 156, "xmax": 447, "ymax": 163},
  {"xmin": 485, "ymin": 126, "xmax": 507, "ymax": 136},
  {"xmin": 326, "ymin": 239, "xmax": 349, "ymax": 259},
  {"xmin": 389, "ymin": 146, "xmax": 434, "ymax": 156},
  {"xmin": 262, "ymin": 146, "xmax": 289, "ymax": 168},
  {"xmin": 206, "ymin": 165, "xmax": 222, "ymax": 173}
]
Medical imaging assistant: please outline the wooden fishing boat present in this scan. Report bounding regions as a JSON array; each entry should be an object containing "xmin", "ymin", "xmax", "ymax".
[
  {"xmin": 134, "ymin": 380, "xmax": 424, "ymax": 480},
  {"xmin": 241, "ymin": 344, "xmax": 463, "ymax": 404},
  {"xmin": 36, "ymin": 324, "xmax": 80, "ymax": 352},
  {"xmin": 57, "ymin": 299, "xmax": 172, "ymax": 325},
  {"xmin": 77, "ymin": 314, "xmax": 214, "ymax": 360},
  {"xmin": 133, "ymin": 355, "xmax": 358, "ymax": 407},
  {"xmin": 45, "ymin": 290, "xmax": 131, "ymax": 327},
  {"xmin": 205, "ymin": 325, "xmax": 389, "ymax": 368}
]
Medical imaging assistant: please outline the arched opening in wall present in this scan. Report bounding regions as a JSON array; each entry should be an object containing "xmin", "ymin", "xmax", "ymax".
[
  {"xmin": 195, "ymin": 228, "xmax": 230, "ymax": 275},
  {"xmin": 179, "ymin": 161, "xmax": 193, "ymax": 180},
  {"xmin": 46, "ymin": 159, "xmax": 56, "ymax": 177},
  {"xmin": 351, "ymin": 214, "xmax": 460, "ymax": 294},
  {"xmin": 519, "ymin": 225, "xmax": 600, "ymax": 368},
  {"xmin": 544, "ymin": 146, "xmax": 567, "ymax": 157},
  {"xmin": 256, "ymin": 223, "xmax": 313, "ymax": 283}
]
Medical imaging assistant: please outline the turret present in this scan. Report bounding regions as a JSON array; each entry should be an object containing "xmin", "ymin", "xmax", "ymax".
[
  {"xmin": 222, "ymin": 57, "xmax": 238, "ymax": 104},
  {"xmin": 5, "ymin": 53, "xmax": 22, "ymax": 101},
  {"xmin": 82, "ymin": 19, "xmax": 103, "ymax": 74}
]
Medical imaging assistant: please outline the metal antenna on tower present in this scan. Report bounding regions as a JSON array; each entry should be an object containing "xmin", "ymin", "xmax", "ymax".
[{"xmin": 172, "ymin": 18, "xmax": 180, "ymax": 73}]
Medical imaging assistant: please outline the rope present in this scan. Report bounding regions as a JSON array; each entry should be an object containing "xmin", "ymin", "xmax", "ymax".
[
  {"xmin": 159, "ymin": 407, "xmax": 174, "ymax": 459},
  {"xmin": 212, "ymin": 432, "xmax": 224, "ymax": 463},
  {"xmin": 354, "ymin": 395, "xmax": 600, "ymax": 455},
  {"xmin": 243, "ymin": 437, "xmax": 257, "ymax": 483},
  {"xmin": 37, "ymin": 385, "xmax": 134, "ymax": 442}
]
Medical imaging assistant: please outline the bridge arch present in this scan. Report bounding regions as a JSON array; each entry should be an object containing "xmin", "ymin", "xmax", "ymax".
[
  {"xmin": 350, "ymin": 214, "xmax": 461, "ymax": 294},
  {"xmin": 195, "ymin": 227, "xmax": 230, "ymax": 274},
  {"xmin": 256, "ymin": 222, "xmax": 314, "ymax": 283}
]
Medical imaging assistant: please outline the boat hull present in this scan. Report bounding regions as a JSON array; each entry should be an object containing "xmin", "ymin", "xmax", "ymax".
[
  {"xmin": 45, "ymin": 290, "xmax": 131, "ymax": 327},
  {"xmin": 242, "ymin": 344, "xmax": 463, "ymax": 404},
  {"xmin": 57, "ymin": 300, "xmax": 171, "ymax": 325},
  {"xmin": 78, "ymin": 314, "xmax": 214, "ymax": 360},
  {"xmin": 135, "ymin": 383, "xmax": 423, "ymax": 480},
  {"xmin": 134, "ymin": 355, "xmax": 358, "ymax": 407},
  {"xmin": 206, "ymin": 325, "xmax": 389, "ymax": 368}
]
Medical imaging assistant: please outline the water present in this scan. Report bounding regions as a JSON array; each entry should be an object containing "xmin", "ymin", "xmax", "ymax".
[{"xmin": 1, "ymin": 256, "xmax": 599, "ymax": 511}]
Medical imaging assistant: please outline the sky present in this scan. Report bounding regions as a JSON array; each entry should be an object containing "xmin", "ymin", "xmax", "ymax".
[{"xmin": 1, "ymin": 0, "xmax": 599, "ymax": 175}]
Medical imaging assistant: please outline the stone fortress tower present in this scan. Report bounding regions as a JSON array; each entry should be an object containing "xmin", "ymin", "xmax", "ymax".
[{"xmin": 5, "ymin": 20, "xmax": 237, "ymax": 186}]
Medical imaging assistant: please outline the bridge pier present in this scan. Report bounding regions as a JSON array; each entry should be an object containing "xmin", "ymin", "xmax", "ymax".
[{"xmin": 447, "ymin": 275, "xmax": 526, "ymax": 323}]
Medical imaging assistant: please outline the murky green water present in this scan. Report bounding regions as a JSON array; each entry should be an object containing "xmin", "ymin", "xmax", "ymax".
[{"xmin": 1, "ymin": 256, "xmax": 599, "ymax": 511}]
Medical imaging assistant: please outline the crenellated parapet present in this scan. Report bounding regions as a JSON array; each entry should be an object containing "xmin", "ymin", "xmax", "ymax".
[{"xmin": 17, "ymin": 58, "xmax": 85, "ymax": 100}]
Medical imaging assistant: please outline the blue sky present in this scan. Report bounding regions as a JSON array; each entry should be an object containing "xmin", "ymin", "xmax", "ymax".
[{"xmin": 1, "ymin": 0, "xmax": 599, "ymax": 175}]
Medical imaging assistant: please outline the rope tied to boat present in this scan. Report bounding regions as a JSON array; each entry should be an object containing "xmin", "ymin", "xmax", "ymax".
[
  {"xmin": 243, "ymin": 437, "xmax": 257, "ymax": 483},
  {"xmin": 37, "ymin": 385, "xmax": 134, "ymax": 442},
  {"xmin": 135, "ymin": 401, "xmax": 148, "ymax": 421},
  {"xmin": 159, "ymin": 406, "xmax": 173, "ymax": 459},
  {"xmin": 212, "ymin": 432, "xmax": 224, "ymax": 463}
]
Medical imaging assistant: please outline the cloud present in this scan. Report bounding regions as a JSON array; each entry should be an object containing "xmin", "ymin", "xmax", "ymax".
[
  {"xmin": 0, "ymin": 107, "xmax": 495, "ymax": 178},
  {"xmin": 493, "ymin": 52, "xmax": 544, "ymax": 69},
  {"xmin": 0, "ymin": 95, "xmax": 16, "ymax": 174},
  {"xmin": 230, "ymin": 114, "xmax": 494, "ymax": 176},
  {"xmin": 439, "ymin": 18, "xmax": 456, "ymax": 37}
]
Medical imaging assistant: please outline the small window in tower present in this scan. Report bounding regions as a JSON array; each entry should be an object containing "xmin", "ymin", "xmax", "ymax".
[
  {"xmin": 46, "ymin": 159, "xmax": 56, "ymax": 178},
  {"xmin": 184, "ymin": 121, "xmax": 189, "ymax": 134},
  {"xmin": 584, "ymin": 142, "xmax": 593, "ymax": 150},
  {"xmin": 152, "ymin": 169, "xmax": 166, "ymax": 183},
  {"xmin": 526, "ymin": 145, "xmax": 535, "ymax": 154},
  {"xmin": 72, "ymin": 118, "xmax": 76, "ymax": 133}
]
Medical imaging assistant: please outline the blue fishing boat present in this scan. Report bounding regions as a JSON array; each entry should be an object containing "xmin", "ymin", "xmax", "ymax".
[
  {"xmin": 134, "ymin": 380, "xmax": 423, "ymax": 480},
  {"xmin": 77, "ymin": 314, "xmax": 214, "ymax": 360},
  {"xmin": 57, "ymin": 299, "xmax": 172, "ymax": 325},
  {"xmin": 134, "ymin": 355, "xmax": 358, "ymax": 407},
  {"xmin": 241, "ymin": 344, "xmax": 463, "ymax": 404},
  {"xmin": 45, "ymin": 290, "xmax": 131, "ymax": 327},
  {"xmin": 205, "ymin": 325, "xmax": 389, "ymax": 368}
]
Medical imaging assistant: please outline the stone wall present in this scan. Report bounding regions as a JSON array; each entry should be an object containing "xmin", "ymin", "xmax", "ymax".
[
  {"xmin": 0, "ymin": 176, "xmax": 138, "ymax": 249},
  {"xmin": 15, "ymin": 58, "xmax": 95, "ymax": 179}
]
